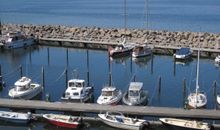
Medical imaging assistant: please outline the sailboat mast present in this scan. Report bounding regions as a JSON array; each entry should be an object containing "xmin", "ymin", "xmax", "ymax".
[
  {"xmin": 196, "ymin": 50, "xmax": 200, "ymax": 95},
  {"xmin": 124, "ymin": 0, "xmax": 127, "ymax": 42},
  {"xmin": 0, "ymin": 19, "xmax": 2, "ymax": 35}
]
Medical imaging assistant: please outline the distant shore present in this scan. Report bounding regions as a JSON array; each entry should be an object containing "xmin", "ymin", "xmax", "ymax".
[{"xmin": 1, "ymin": 24, "xmax": 220, "ymax": 50}]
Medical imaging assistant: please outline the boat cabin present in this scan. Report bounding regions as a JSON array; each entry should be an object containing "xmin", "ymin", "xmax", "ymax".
[
  {"xmin": 101, "ymin": 86, "xmax": 117, "ymax": 97},
  {"xmin": 6, "ymin": 32, "xmax": 25, "ymax": 42},
  {"xmin": 68, "ymin": 79, "xmax": 85, "ymax": 88},
  {"xmin": 176, "ymin": 48, "xmax": 191, "ymax": 55},
  {"xmin": 128, "ymin": 82, "xmax": 143, "ymax": 99},
  {"xmin": 14, "ymin": 77, "xmax": 31, "ymax": 91}
]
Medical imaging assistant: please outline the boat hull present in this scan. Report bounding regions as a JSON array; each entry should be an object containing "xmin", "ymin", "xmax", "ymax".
[
  {"xmin": 9, "ymin": 84, "xmax": 43, "ymax": 100},
  {"xmin": 4, "ymin": 38, "xmax": 34, "ymax": 49},
  {"xmin": 122, "ymin": 91, "xmax": 148, "ymax": 106},
  {"xmin": 47, "ymin": 118, "xmax": 79, "ymax": 128},
  {"xmin": 0, "ymin": 111, "xmax": 31, "ymax": 124}
]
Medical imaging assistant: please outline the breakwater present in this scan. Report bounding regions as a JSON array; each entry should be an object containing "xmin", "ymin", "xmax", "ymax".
[{"xmin": 2, "ymin": 24, "xmax": 220, "ymax": 49}]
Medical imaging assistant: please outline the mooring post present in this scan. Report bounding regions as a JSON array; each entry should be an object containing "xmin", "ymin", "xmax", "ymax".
[
  {"xmin": 42, "ymin": 66, "xmax": 45, "ymax": 88},
  {"xmin": 182, "ymin": 78, "xmax": 186, "ymax": 107},
  {"xmin": 87, "ymin": 50, "xmax": 90, "ymax": 86},
  {"xmin": 0, "ymin": 64, "xmax": 3, "ymax": 88},
  {"xmin": 130, "ymin": 53, "xmax": 133, "ymax": 74},
  {"xmin": 133, "ymin": 75, "xmax": 136, "ymax": 82},
  {"xmin": 108, "ymin": 51, "xmax": 112, "ymax": 86},
  {"xmin": 151, "ymin": 53, "xmax": 154, "ymax": 74},
  {"xmin": 47, "ymin": 47, "xmax": 50, "ymax": 65},
  {"xmin": 66, "ymin": 48, "xmax": 69, "ymax": 66},
  {"xmin": 65, "ymin": 68, "xmax": 68, "ymax": 88},
  {"xmin": 19, "ymin": 65, "xmax": 23, "ymax": 78},
  {"xmin": 29, "ymin": 47, "xmax": 32, "ymax": 64},
  {"xmin": 213, "ymin": 80, "xmax": 217, "ymax": 109},
  {"xmin": 173, "ymin": 59, "xmax": 176, "ymax": 76},
  {"xmin": 0, "ymin": 19, "xmax": 2, "ymax": 35},
  {"xmin": 157, "ymin": 76, "xmax": 161, "ymax": 94}
]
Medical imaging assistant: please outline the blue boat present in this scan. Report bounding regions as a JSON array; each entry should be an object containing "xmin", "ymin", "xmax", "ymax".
[{"xmin": 174, "ymin": 47, "xmax": 192, "ymax": 60}]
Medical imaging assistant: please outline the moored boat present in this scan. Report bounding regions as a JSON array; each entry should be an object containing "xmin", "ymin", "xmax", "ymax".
[
  {"xmin": 98, "ymin": 112, "xmax": 149, "ymax": 130},
  {"xmin": 187, "ymin": 50, "xmax": 207, "ymax": 109},
  {"xmin": 0, "ymin": 111, "xmax": 31, "ymax": 124},
  {"xmin": 97, "ymin": 86, "xmax": 122, "ymax": 105},
  {"xmin": 215, "ymin": 55, "xmax": 220, "ymax": 64},
  {"xmin": 61, "ymin": 79, "xmax": 93, "ymax": 102},
  {"xmin": 108, "ymin": 39, "xmax": 135, "ymax": 58},
  {"xmin": 132, "ymin": 44, "xmax": 152, "ymax": 58},
  {"xmin": 122, "ymin": 82, "xmax": 148, "ymax": 106},
  {"xmin": 217, "ymin": 94, "xmax": 220, "ymax": 105},
  {"xmin": 8, "ymin": 76, "xmax": 43, "ymax": 100},
  {"xmin": 174, "ymin": 47, "xmax": 192, "ymax": 60},
  {"xmin": 159, "ymin": 118, "xmax": 210, "ymax": 130},
  {"xmin": 1, "ymin": 32, "xmax": 34, "ymax": 49},
  {"xmin": 43, "ymin": 114, "xmax": 81, "ymax": 128}
]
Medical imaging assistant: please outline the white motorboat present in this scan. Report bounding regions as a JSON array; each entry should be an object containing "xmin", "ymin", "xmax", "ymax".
[
  {"xmin": 187, "ymin": 50, "xmax": 207, "ymax": 109},
  {"xmin": 1, "ymin": 32, "xmax": 34, "ymax": 49},
  {"xmin": 122, "ymin": 82, "xmax": 148, "ymax": 106},
  {"xmin": 217, "ymin": 94, "xmax": 220, "ymax": 105},
  {"xmin": 43, "ymin": 114, "xmax": 81, "ymax": 128},
  {"xmin": 132, "ymin": 44, "xmax": 152, "ymax": 58},
  {"xmin": 97, "ymin": 86, "xmax": 122, "ymax": 105},
  {"xmin": 98, "ymin": 112, "xmax": 149, "ymax": 130},
  {"xmin": 159, "ymin": 118, "xmax": 210, "ymax": 130},
  {"xmin": 174, "ymin": 47, "xmax": 192, "ymax": 60},
  {"xmin": 215, "ymin": 55, "xmax": 220, "ymax": 64},
  {"xmin": 8, "ymin": 76, "xmax": 43, "ymax": 99},
  {"xmin": 61, "ymin": 79, "xmax": 93, "ymax": 102},
  {"xmin": 0, "ymin": 111, "xmax": 32, "ymax": 124}
]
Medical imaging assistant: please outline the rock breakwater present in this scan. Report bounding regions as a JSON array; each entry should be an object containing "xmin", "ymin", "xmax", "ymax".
[{"xmin": 1, "ymin": 24, "xmax": 220, "ymax": 49}]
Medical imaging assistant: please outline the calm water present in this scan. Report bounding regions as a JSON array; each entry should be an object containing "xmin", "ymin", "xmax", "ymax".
[
  {"xmin": 0, "ymin": 46, "xmax": 220, "ymax": 130},
  {"xmin": 0, "ymin": 0, "xmax": 220, "ymax": 33}
]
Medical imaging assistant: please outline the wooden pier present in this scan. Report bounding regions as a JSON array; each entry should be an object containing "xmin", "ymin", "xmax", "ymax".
[
  {"xmin": 38, "ymin": 38, "xmax": 220, "ymax": 56},
  {"xmin": 0, "ymin": 98, "xmax": 220, "ymax": 120}
]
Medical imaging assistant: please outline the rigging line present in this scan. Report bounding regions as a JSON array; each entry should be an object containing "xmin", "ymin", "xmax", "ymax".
[
  {"xmin": 1, "ymin": 66, "xmax": 20, "ymax": 77},
  {"xmin": 148, "ymin": 81, "xmax": 158, "ymax": 105},
  {"xmin": 46, "ymin": 69, "xmax": 66, "ymax": 87}
]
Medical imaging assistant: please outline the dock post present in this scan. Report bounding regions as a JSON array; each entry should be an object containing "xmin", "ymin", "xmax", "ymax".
[
  {"xmin": 133, "ymin": 75, "xmax": 136, "ymax": 82},
  {"xmin": 157, "ymin": 76, "xmax": 161, "ymax": 94},
  {"xmin": 173, "ymin": 59, "xmax": 176, "ymax": 76},
  {"xmin": 19, "ymin": 65, "xmax": 23, "ymax": 78},
  {"xmin": 151, "ymin": 53, "xmax": 154, "ymax": 74},
  {"xmin": 47, "ymin": 48, "xmax": 50, "ymax": 65},
  {"xmin": 66, "ymin": 48, "xmax": 69, "ymax": 66},
  {"xmin": 213, "ymin": 80, "xmax": 217, "ymax": 109},
  {"xmin": 29, "ymin": 47, "xmax": 32, "ymax": 64},
  {"xmin": 108, "ymin": 51, "xmax": 112, "ymax": 86},
  {"xmin": 65, "ymin": 68, "xmax": 68, "ymax": 88},
  {"xmin": 130, "ymin": 52, "xmax": 133, "ymax": 73},
  {"xmin": 42, "ymin": 66, "xmax": 45, "ymax": 88},
  {"xmin": 86, "ymin": 50, "xmax": 90, "ymax": 86},
  {"xmin": 182, "ymin": 78, "xmax": 186, "ymax": 107},
  {"xmin": 0, "ymin": 64, "xmax": 3, "ymax": 89}
]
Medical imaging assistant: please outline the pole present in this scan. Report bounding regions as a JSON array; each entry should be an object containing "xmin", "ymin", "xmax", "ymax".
[
  {"xmin": 42, "ymin": 66, "xmax": 45, "ymax": 88},
  {"xmin": 173, "ymin": 59, "xmax": 176, "ymax": 76},
  {"xmin": 66, "ymin": 48, "xmax": 69, "ymax": 66},
  {"xmin": 182, "ymin": 78, "xmax": 186, "ymax": 108},
  {"xmin": 29, "ymin": 47, "xmax": 32, "ymax": 64},
  {"xmin": 87, "ymin": 50, "xmax": 90, "ymax": 86},
  {"xmin": 0, "ymin": 19, "xmax": 2, "ymax": 35},
  {"xmin": 157, "ymin": 76, "xmax": 161, "ymax": 94},
  {"xmin": 108, "ymin": 51, "xmax": 112, "ymax": 86},
  {"xmin": 47, "ymin": 48, "xmax": 50, "ymax": 65},
  {"xmin": 19, "ymin": 65, "xmax": 23, "ymax": 78},
  {"xmin": 0, "ymin": 64, "xmax": 2, "ymax": 88},
  {"xmin": 213, "ymin": 81, "xmax": 217, "ymax": 109},
  {"xmin": 151, "ymin": 53, "xmax": 154, "ymax": 74},
  {"xmin": 65, "ymin": 68, "xmax": 68, "ymax": 88}
]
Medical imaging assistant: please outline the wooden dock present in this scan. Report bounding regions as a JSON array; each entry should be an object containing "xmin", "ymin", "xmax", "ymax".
[
  {"xmin": 38, "ymin": 38, "xmax": 220, "ymax": 54},
  {"xmin": 0, "ymin": 98, "xmax": 220, "ymax": 120}
]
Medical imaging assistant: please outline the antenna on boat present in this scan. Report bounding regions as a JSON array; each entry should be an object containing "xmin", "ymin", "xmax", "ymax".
[{"xmin": 195, "ymin": 49, "xmax": 200, "ymax": 108}]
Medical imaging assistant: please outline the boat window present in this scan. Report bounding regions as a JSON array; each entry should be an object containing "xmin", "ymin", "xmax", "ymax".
[
  {"xmin": 101, "ymin": 91, "xmax": 113, "ymax": 96},
  {"xmin": 129, "ymin": 90, "xmax": 139, "ymax": 97},
  {"xmin": 16, "ymin": 85, "xmax": 26, "ymax": 91},
  {"xmin": 69, "ymin": 82, "xmax": 75, "ymax": 87},
  {"xmin": 73, "ymin": 92, "xmax": 79, "ymax": 96}
]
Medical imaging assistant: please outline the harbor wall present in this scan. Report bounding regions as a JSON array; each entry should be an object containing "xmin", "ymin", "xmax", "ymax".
[{"xmin": 1, "ymin": 24, "xmax": 220, "ymax": 54}]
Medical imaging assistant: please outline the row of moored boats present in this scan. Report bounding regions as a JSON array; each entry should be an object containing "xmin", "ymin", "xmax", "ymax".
[{"xmin": 0, "ymin": 110, "xmax": 212, "ymax": 130}]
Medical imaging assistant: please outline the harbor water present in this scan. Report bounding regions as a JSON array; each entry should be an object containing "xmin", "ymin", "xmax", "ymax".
[{"xmin": 0, "ymin": 46, "xmax": 220, "ymax": 130}]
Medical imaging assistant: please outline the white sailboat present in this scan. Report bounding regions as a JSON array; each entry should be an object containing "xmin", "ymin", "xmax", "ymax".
[{"xmin": 187, "ymin": 50, "xmax": 207, "ymax": 108}]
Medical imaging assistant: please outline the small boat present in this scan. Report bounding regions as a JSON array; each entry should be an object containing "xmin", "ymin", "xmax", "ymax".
[
  {"xmin": 132, "ymin": 44, "xmax": 152, "ymax": 58},
  {"xmin": 1, "ymin": 32, "xmax": 34, "ymax": 49},
  {"xmin": 97, "ymin": 86, "xmax": 122, "ymax": 105},
  {"xmin": 215, "ymin": 55, "xmax": 220, "ymax": 64},
  {"xmin": 174, "ymin": 47, "xmax": 192, "ymax": 60},
  {"xmin": 61, "ymin": 79, "xmax": 93, "ymax": 102},
  {"xmin": 108, "ymin": 39, "xmax": 135, "ymax": 58},
  {"xmin": 187, "ymin": 50, "xmax": 207, "ymax": 109},
  {"xmin": 8, "ymin": 76, "xmax": 43, "ymax": 99},
  {"xmin": 0, "ymin": 111, "xmax": 32, "ymax": 124},
  {"xmin": 98, "ymin": 112, "xmax": 149, "ymax": 130},
  {"xmin": 159, "ymin": 118, "xmax": 210, "ymax": 130},
  {"xmin": 122, "ymin": 82, "xmax": 148, "ymax": 106},
  {"xmin": 43, "ymin": 114, "xmax": 81, "ymax": 128}
]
